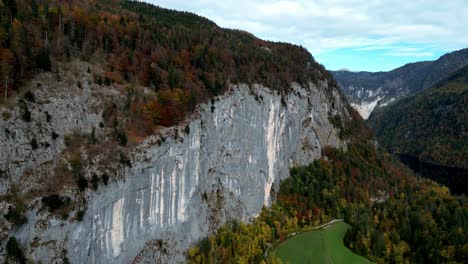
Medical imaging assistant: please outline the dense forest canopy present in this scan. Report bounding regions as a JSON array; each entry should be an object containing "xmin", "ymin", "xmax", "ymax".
[
  {"xmin": 1, "ymin": 1, "xmax": 466, "ymax": 264},
  {"xmin": 0, "ymin": 0, "xmax": 338, "ymax": 134},
  {"xmin": 368, "ymin": 66, "xmax": 468, "ymax": 169},
  {"xmin": 188, "ymin": 119, "xmax": 468, "ymax": 264}
]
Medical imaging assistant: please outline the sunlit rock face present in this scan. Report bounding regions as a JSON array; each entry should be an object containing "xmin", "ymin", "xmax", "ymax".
[{"xmin": 13, "ymin": 82, "xmax": 348, "ymax": 263}]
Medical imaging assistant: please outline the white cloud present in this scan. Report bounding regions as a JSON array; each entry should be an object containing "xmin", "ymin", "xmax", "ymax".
[
  {"xmin": 356, "ymin": 45, "xmax": 406, "ymax": 51},
  {"xmin": 384, "ymin": 51, "xmax": 434, "ymax": 57},
  {"xmin": 257, "ymin": 1, "xmax": 306, "ymax": 17},
  {"xmin": 146, "ymin": 0, "xmax": 468, "ymax": 62}
]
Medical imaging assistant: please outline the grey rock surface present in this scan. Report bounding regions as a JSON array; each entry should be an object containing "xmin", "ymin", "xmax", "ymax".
[
  {"xmin": 3, "ymin": 80, "xmax": 348, "ymax": 263},
  {"xmin": 0, "ymin": 61, "xmax": 103, "ymax": 194}
]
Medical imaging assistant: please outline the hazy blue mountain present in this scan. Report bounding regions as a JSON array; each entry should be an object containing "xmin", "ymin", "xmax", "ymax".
[
  {"xmin": 368, "ymin": 65, "xmax": 468, "ymax": 169},
  {"xmin": 332, "ymin": 48, "xmax": 468, "ymax": 118}
]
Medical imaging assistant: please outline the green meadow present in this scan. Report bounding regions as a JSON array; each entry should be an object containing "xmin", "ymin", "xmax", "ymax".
[{"xmin": 273, "ymin": 222, "xmax": 371, "ymax": 264}]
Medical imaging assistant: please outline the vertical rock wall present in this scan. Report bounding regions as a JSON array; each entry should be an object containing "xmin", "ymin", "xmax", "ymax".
[{"xmin": 12, "ymin": 82, "xmax": 348, "ymax": 263}]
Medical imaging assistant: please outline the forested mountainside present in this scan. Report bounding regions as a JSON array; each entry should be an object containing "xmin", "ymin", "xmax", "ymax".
[
  {"xmin": 188, "ymin": 118, "xmax": 468, "ymax": 264},
  {"xmin": 332, "ymin": 48, "xmax": 468, "ymax": 118},
  {"xmin": 0, "ymin": 0, "xmax": 336, "ymax": 132},
  {"xmin": 0, "ymin": 1, "xmax": 351, "ymax": 263},
  {"xmin": 0, "ymin": 1, "xmax": 467, "ymax": 264},
  {"xmin": 368, "ymin": 66, "xmax": 468, "ymax": 169}
]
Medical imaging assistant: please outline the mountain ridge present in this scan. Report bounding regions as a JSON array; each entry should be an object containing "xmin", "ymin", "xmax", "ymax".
[
  {"xmin": 0, "ymin": 1, "xmax": 466, "ymax": 264},
  {"xmin": 368, "ymin": 65, "xmax": 468, "ymax": 169},
  {"xmin": 0, "ymin": 1, "xmax": 351, "ymax": 263},
  {"xmin": 332, "ymin": 48, "xmax": 468, "ymax": 118}
]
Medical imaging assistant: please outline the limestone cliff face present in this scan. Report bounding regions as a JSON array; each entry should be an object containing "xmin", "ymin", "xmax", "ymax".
[{"xmin": 2, "ymin": 79, "xmax": 348, "ymax": 263}]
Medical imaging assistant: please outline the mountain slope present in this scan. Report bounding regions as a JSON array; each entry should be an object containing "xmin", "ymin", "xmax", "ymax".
[
  {"xmin": 368, "ymin": 66, "xmax": 468, "ymax": 168},
  {"xmin": 0, "ymin": 1, "xmax": 351, "ymax": 263},
  {"xmin": 188, "ymin": 140, "xmax": 468, "ymax": 264},
  {"xmin": 0, "ymin": 0, "xmax": 336, "ymax": 130},
  {"xmin": 0, "ymin": 0, "xmax": 341, "ymax": 191},
  {"xmin": 0, "ymin": 2, "xmax": 465, "ymax": 264},
  {"xmin": 332, "ymin": 48, "xmax": 468, "ymax": 118}
]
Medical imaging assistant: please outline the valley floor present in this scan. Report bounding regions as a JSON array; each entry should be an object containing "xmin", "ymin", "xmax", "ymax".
[{"xmin": 272, "ymin": 221, "xmax": 372, "ymax": 264}]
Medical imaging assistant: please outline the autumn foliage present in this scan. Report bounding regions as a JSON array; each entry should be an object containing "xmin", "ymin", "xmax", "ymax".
[
  {"xmin": 188, "ymin": 142, "xmax": 468, "ymax": 263},
  {"xmin": 0, "ymin": 0, "xmax": 336, "ymax": 133}
]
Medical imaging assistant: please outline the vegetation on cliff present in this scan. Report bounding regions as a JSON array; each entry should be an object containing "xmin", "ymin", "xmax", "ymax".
[
  {"xmin": 0, "ymin": 0, "xmax": 337, "ymax": 136},
  {"xmin": 1, "ymin": 1, "xmax": 465, "ymax": 263}
]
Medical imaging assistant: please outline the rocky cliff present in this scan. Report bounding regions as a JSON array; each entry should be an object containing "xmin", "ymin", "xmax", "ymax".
[{"xmin": 0, "ymin": 65, "xmax": 348, "ymax": 263}]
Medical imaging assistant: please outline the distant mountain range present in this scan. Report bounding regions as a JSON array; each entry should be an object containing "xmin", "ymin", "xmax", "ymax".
[
  {"xmin": 332, "ymin": 48, "xmax": 468, "ymax": 118},
  {"xmin": 368, "ymin": 65, "xmax": 468, "ymax": 169}
]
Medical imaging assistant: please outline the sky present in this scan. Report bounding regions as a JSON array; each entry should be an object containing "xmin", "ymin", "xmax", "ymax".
[{"xmin": 145, "ymin": 0, "xmax": 468, "ymax": 72}]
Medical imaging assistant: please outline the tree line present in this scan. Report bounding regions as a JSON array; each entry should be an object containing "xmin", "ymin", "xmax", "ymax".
[
  {"xmin": 187, "ymin": 119, "xmax": 467, "ymax": 263},
  {"xmin": 0, "ymin": 0, "xmax": 336, "ymax": 135}
]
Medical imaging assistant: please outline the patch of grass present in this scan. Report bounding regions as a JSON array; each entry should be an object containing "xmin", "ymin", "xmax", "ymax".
[
  {"xmin": 31, "ymin": 138, "xmax": 38, "ymax": 150},
  {"xmin": 114, "ymin": 128, "xmax": 128, "ymax": 146},
  {"xmin": 64, "ymin": 134, "xmax": 72, "ymax": 146},
  {"xmin": 63, "ymin": 254, "xmax": 70, "ymax": 264},
  {"xmin": 41, "ymin": 194, "xmax": 71, "ymax": 213},
  {"xmin": 89, "ymin": 127, "xmax": 97, "ymax": 144},
  {"xmin": 64, "ymin": 132, "xmax": 86, "ymax": 148},
  {"xmin": 69, "ymin": 153, "xmax": 82, "ymax": 178},
  {"xmin": 6, "ymin": 237, "xmax": 26, "ymax": 263},
  {"xmin": 91, "ymin": 174, "xmax": 99, "ymax": 191},
  {"xmin": 24, "ymin": 91, "xmax": 35, "ymax": 102},
  {"xmin": 76, "ymin": 210, "xmax": 85, "ymax": 222},
  {"xmin": 45, "ymin": 111, "xmax": 52, "ymax": 122},
  {"xmin": 19, "ymin": 100, "xmax": 31, "ymax": 122},
  {"xmin": 1, "ymin": 188, "xmax": 27, "ymax": 227},
  {"xmin": 273, "ymin": 222, "xmax": 371, "ymax": 264},
  {"xmin": 119, "ymin": 152, "xmax": 131, "ymax": 167},
  {"xmin": 4, "ymin": 206, "xmax": 27, "ymax": 227},
  {"xmin": 101, "ymin": 173, "xmax": 109, "ymax": 186},
  {"xmin": 77, "ymin": 176, "xmax": 88, "ymax": 192},
  {"xmin": 2, "ymin": 111, "xmax": 11, "ymax": 121},
  {"xmin": 52, "ymin": 131, "xmax": 59, "ymax": 140}
]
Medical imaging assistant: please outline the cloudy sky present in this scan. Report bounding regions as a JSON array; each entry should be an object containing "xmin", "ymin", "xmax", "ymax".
[{"xmin": 146, "ymin": 0, "xmax": 467, "ymax": 72}]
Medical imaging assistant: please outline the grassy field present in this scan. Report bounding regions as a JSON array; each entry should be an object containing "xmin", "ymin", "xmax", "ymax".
[{"xmin": 272, "ymin": 222, "xmax": 371, "ymax": 264}]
